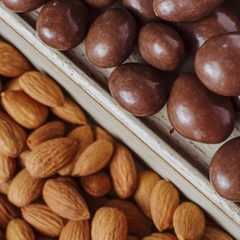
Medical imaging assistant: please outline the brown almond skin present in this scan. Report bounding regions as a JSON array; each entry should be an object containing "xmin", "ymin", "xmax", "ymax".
[
  {"xmin": 134, "ymin": 170, "xmax": 161, "ymax": 219},
  {"xmin": 150, "ymin": 180, "xmax": 180, "ymax": 232},
  {"xmin": 8, "ymin": 168, "xmax": 46, "ymax": 207},
  {"xmin": 72, "ymin": 139, "xmax": 114, "ymax": 177},
  {"xmin": 6, "ymin": 218, "xmax": 35, "ymax": 240},
  {"xmin": 143, "ymin": 232, "xmax": 178, "ymax": 240},
  {"xmin": 21, "ymin": 204, "xmax": 67, "ymax": 238},
  {"xmin": 1, "ymin": 90, "xmax": 49, "ymax": 129},
  {"xmin": 104, "ymin": 198, "xmax": 153, "ymax": 235},
  {"xmin": 50, "ymin": 95, "xmax": 87, "ymax": 125},
  {"xmin": 59, "ymin": 220, "xmax": 91, "ymax": 240},
  {"xmin": 25, "ymin": 137, "xmax": 77, "ymax": 178},
  {"xmin": 201, "ymin": 226, "xmax": 233, "ymax": 240},
  {"xmin": 91, "ymin": 207, "xmax": 128, "ymax": 240},
  {"xmin": 0, "ymin": 230, "xmax": 4, "ymax": 240},
  {"xmin": 0, "ymin": 41, "xmax": 32, "ymax": 78},
  {"xmin": 0, "ymin": 111, "xmax": 27, "ymax": 157},
  {"xmin": 173, "ymin": 201, "xmax": 206, "ymax": 240},
  {"xmin": 109, "ymin": 143, "xmax": 137, "ymax": 199},
  {"xmin": 42, "ymin": 179, "xmax": 90, "ymax": 221},
  {"xmin": 19, "ymin": 71, "xmax": 65, "ymax": 107},
  {"xmin": 27, "ymin": 121, "xmax": 66, "ymax": 150},
  {"xmin": 80, "ymin": 170, "xmax": 112, "ymax": 197},
  {"xmin": 85, "ymin": 8, "xmax": 137, "ymax": 68}
]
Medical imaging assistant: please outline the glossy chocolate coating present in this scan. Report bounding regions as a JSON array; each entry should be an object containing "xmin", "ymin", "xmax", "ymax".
[
  {"xmin": 3, "ymin": 0, "xmax": 49, "ymax": 12},
  {"xmin": 123, "ymin": 0, "xmax": 160, "ymax": 25},
  {"xmin": 138, "ymin": 22, "xmax": 185, "ymax": 71},
  {"xmin": 167, "ymin": 72, "xmax": 235, "ymax": 144},
  {"xmin": 83, "ymin": 0, "xmax": 116, "ymax": 8},
  {"xmin": 36, "ymin": 0, "xmax": 89, "ymax": 51},
  {"xmin": 108, "ymin": 63, "xmax": 168, "ymax": 116},
  {"xmin": 195, "ymin": 32, "xmax": 240, "ymax": 96},
  {"xmin": 153, "ymin": 0, "xmax": 224, "ymax": 22},
  {"xmin": 175, "ymin": 7, "xmax": 240, "ymax": 55},
  {"xmin": 210, "ymin": 137, "xmax": 240, "ymax": 202},
  {"xmin": 85, "ymin": 8, "xmax": 137, "ymax": 68}
]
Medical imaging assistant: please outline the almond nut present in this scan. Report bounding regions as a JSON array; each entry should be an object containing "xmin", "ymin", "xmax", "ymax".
[
  {"xmin": 0, "ymin": 41, "xmax": 32, "ymax": 78},
  {"xmin": 6, "ymin": 218, "xmax": 35, "ymax": 240},
  {"xmin": 1, "ymin": 90, "xmax": 49, "ymax": 129},
  {"xmin": 27, "ymin": 121, "xmax": 66, "ymax": 150},
  {"xmin": 150, "ymin": 179, "xmax": 180, "ymax": 232},
  {"xmin": 21, "ymin": 203, "xmax": 67, "ymax": 238},
  {"xmin": 25, "ymin": 137, "xmax": 77, "ymax": 178},
  {"xmin": 18, "ymin": 70, "xmax": 65, "ymax": 107},
  {"xmin": 173, "ymin": 201, "xmax": 206, "ymax": 240},
  {"xmin": 59, "ymin": 220, "xmax": 91, "ymax": 240},
  {"xmin": 0, "ymin": 111, "xmax": 27, "ymax": 157},
  {"xmin": 50, "ymin": 95, "xmax": 87, "ymax": 125},
  {"xmin": 80, "ymin": 170, "xmax": 112, "ymax": 197},
  {"xmin": 201, "ymin": 226, "xmax": 233, "ymax": 240},
  {"xmin": 91, "ymin": 206, "xmax": 128, "ymax": 240},
  {"xmin": 42, "ymin": 178, "xmax": 90, "ymax": 221},
  {"xmin": 72, "ymin": 139, "xmax": 114, "ymax": 177},
  {"xmin": 133, "ymin": 170, "xmax": 161, "ymax": 218},
  {"xmin": 109, "ymin": 143, "xmax": 137, "ymax": 199},
  {"xmin": 8, "ymin": 168, "xmax": 45, "ymax": 207}
]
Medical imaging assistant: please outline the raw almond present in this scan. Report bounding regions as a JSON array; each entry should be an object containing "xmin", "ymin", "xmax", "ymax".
[
  {"xmin": 80, "ymin": 170, "xmax": 112, "ymax": 197},
  {"xmin": 133, "ymin": 170, "xmax": 161, "ymax": 218},
  {"xmin": 150, "ymin": 179, "xmax": 180, "ymax": 232},
  {"xmin": 27, "ymin": 121, "xmax": 66, "ymax": 150},
  {"xmin": 21, "ymin": 204, "xmax": 67, "ymax": 237},
  {"xmin": 0, "ymin": 41, "xmax": 32, "ymax": 78},
  {"xmin": 6, "ymin": 218, "xmax": 35, "ymax": 240},
  {"xmin": 25, "ymin": 137, "xmax": 77, "ymax": 178},
  {"xmin": 8, "ymin": 168, "xmax": 45, "ymax": 207},
  {"xmin": 0, "ymin": 111, "xmax": 27, "ymax": 157},
  {"xmin": 0, "ymin": 152, "xmax": 16, "ymax": 183},
  {"xmin": 109, "ymin": 143, "xmax": 137, "ymax": 199},
  {"xmin": 0, "ymin": 194, "xmax": 20, "ymax": 230},
  {"xmin": 91, "ymin": 206, "xmax": 128, "ymax": 240},
  {"xmin": 18, "ymin": 149, "xmax": 31, "ymax": 169},
  {"xmin": 18, "ymin": 71, "xmax": 65, "ymax": 107},
  {"xmin": 72, "ymin": 139, "xmax": 114, "ymax": 177},
  {"xmin": 58, "ymin": 125, "xmax": 94, "ymax": 176},
  {"xmin": 173, "ymin": 201, "xmax": 206, "ymax": 240},
  {"xmin": 1, "ymin": 90, "xmax": 49, "ymax": 129},
  {"xmin": 104, "ymin": 198, "xmax": 153, "ymax": 235},
  {"xmin": 50, "ymin": 95, "xmax": 87, "ymax": 125},
  {"xmin": 59, "ymin": 220, "xmax": 91, "ymax": 240},
  {"xmin": 201, "ymin": 226, "xmax": 233, "ymax": 240},
  {"xmin": 42, "ymin": 178, "xmax": 90, "ymax": 221},
  {"xmin": 143, "ymin": 232, "xmax": 178, "ymax": 240}
]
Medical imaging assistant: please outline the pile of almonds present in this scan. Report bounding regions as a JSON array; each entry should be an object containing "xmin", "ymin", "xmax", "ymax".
[{"xmin": 0, "ymin": 40, "xmax": 234, "ymax": 239}]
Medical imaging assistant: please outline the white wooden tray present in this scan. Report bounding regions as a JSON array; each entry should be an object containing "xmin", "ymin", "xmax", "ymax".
[{"xmin": 0, "ymin": 1, "xmax": 239, "ymax": 237}]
